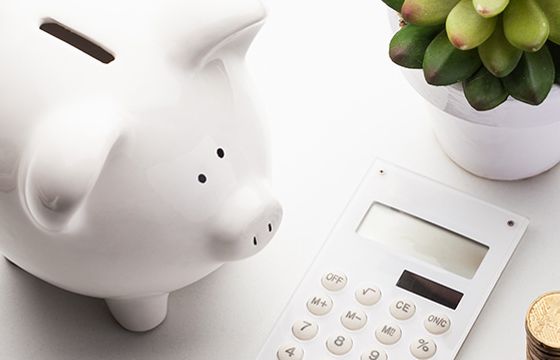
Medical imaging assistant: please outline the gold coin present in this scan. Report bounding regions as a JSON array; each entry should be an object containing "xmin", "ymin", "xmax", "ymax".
[{"xmin": 527, "ymin": 292, "xmax": 560, "ymax": 350}]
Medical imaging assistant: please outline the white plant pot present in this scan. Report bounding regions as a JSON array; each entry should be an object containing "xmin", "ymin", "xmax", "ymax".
[
  {"xmin": 388, "ymin": 10, "xmax": 560, "ymax": 181},
  {"xmin": 403, "ymin": 69, "xmax": 560, "ymax": 180}
]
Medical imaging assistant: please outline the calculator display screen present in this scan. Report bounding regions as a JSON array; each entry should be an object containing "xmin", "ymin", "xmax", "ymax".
[{"xmin": 356, "ymin": 202, "xmax": 489, "ymax": 279}]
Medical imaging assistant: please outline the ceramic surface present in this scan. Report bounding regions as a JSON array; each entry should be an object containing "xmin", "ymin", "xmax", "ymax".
[
  {"xmin": 403, "ymin": 69, "xmax": 560, "ymax": 181},
  {"xmin": 0, "ymin": 0, "xmax": 282, "ymax": 331}
]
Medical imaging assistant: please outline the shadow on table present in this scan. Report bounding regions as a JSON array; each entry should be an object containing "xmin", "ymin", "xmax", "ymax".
[{"xmin": 0, "ymin": 259, "xmax": 225, "ymax": 360}]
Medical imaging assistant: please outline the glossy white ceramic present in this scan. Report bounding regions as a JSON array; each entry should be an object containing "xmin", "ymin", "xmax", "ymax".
[
  {"xmin": 0, "ymin": 0, "xmax": 282, "ymax": 332},
  {"xmin": 403, "ymin": 70, "xmax": 560, "ymax": 181}
]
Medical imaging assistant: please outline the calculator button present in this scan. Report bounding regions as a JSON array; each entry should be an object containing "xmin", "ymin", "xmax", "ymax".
[
  {"xmin": 410, "ymin": 337, "xmax": 437, "ymax": 359},
  {"xmin": 292, "ymin": 320, "xmax": 319, "ymax": 341},
  {"xmin": 341, "ymin": 309, "xmax": 368, "ymax": 331},
  {"xmin": 306, "ymin": 295, "xmax": 333, "ymax": 316},
  {"xmin": 375, "ymin": 322, "xmax": 402, "ymax": 345},
  {"xmin": 277, "ymin": 344, "xmax": 304, "ymax": 360},
  {"xmin": 355, "ymin": 286, "xmax": 382, "ymax": 306},
  {"xmin": 326, "ymin": 334, "xmax": 353, "ymax": 355},
  {"xmin": 321, "ymin": 272, "xmax": 348, "ymax": 291},
  {"xmin": 361, "ymin": 348, "xmax": 388, "ymax": 360},
  {"xmin": 424, "ymin": 313, "xmax": 451, "ymax": 335},
  {"xmin": 390, "ymin": 299, "xmax": 416, "ymax": 320}
]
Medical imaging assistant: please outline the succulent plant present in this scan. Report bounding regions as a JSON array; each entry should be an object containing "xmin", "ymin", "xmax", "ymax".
[{"xmin": 383, "ymin": 0, "xmax": 560, "ymax": 111}]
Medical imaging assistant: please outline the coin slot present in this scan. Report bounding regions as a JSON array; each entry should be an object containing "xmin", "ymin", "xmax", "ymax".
[{"xmin": 40, "ymin": 20, "xmax": 115, "ymax": 64}]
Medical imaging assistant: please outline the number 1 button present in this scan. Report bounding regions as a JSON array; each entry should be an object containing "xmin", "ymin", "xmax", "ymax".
[{"xmin": 277, "ymin": 344, "xmax": 304, "ymax": 360}]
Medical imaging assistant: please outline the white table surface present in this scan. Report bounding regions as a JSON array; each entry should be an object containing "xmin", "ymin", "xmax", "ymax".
[{"xmin": 1, "ymin": 1, "xmax": 559, "ymax": 359}]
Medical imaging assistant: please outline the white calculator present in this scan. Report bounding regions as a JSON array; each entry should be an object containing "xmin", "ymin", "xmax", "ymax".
[{"xmin": 257, "ymin": 160, "xmax": 529, "ymax": 360}]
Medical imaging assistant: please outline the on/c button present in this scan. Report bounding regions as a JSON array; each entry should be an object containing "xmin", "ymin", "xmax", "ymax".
[{"xmin": 424, "ymin": 313, "xmax": 451, "ymax": 335}]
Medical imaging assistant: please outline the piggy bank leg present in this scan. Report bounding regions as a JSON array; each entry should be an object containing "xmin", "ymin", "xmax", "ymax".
[{"xmin": 105, "ymin": 293, "xmax": 169, "ymax": 332}]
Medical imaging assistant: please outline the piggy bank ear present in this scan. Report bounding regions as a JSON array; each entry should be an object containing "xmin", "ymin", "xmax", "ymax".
[{"xmin": 24, "ymin": 106, "xmax": 121, "ymax": 232}]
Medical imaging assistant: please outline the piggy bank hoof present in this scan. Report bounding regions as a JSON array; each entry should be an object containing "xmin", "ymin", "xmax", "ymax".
[{"xmin": 106, "ymin": 293, "xmax": 169, "ymax": 332}]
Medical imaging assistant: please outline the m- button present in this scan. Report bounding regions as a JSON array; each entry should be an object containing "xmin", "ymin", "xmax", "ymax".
[
  {"xmin": 390, "ymin": 299, "xmax": 416, "ymax": 320},
  {"xmin": 321, "ymin": 272, "xmax": 348, "ymax": 291}
]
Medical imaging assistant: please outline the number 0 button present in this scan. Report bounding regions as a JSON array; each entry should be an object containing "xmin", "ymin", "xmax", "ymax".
[
  {"xmin": 277, "ymin": 344, "xmax": 304, "ymax": 360},
  {"xmin": 326, "ymin": 334, "xmax": 353, "ymax": 355},
  {"xmin": 410, "ymin": 338, "xmax": 437, "ymax": 359},
  {"xmin": 292, "ymin": 320, "xmax": 319, "ymax": 341}
]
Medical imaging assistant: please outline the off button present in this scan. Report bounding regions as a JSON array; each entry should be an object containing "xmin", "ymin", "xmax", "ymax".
[{"xmin": 321, "ymin": 272, "xmax": 348, "ymax": 292}]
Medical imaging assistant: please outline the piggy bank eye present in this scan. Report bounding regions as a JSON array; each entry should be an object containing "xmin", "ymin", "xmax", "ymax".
[
  {"xmin": 198, "ymin": 174, "xmax": 207, "ymax": 184},
  {"xmin": 217, "ymin": 148, "xmax": 225, "ymax": 159}
]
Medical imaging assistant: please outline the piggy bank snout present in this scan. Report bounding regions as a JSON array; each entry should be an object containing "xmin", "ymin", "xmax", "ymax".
[{"xmin": 211, "ymin": 185, "xmax": 282, "ymax": 261}]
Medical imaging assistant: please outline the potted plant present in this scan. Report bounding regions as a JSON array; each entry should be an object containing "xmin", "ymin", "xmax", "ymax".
[{"xmin": 381, "ymin": 0, "xmax": 560, "ymax": 180}]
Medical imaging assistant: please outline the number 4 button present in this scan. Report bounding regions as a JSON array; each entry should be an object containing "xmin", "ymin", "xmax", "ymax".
[{"xmin": 277, "ymin": 344, "xmax": 304, "ymax": 360}]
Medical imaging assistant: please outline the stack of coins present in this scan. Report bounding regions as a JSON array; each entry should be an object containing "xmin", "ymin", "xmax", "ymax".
[{"xmin": 526, "ymin": 292, "xmax": 560, "ymax": 359}]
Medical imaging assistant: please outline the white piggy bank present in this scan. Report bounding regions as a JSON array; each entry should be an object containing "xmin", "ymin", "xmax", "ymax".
[{"xmin": 0, "ymin": 0, "xmax": 282, "ymax": 332}]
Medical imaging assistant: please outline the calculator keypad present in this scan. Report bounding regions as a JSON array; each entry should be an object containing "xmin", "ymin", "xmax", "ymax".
[{"xmin": 276, "ymin": 271, "xmax": 447, "ymax": 360}]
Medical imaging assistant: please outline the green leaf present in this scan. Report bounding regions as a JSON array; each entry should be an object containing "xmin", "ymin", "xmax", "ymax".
[
  {"xmin": 503, "ymin": 0, "xmax": 549, "ymax": 52},
  {"xmin": 536, "ymin": 0, "xmax": 560, "ymax": 45},
  {"xmin": 390, "ymin": 24, "xmax": 443, "ymax": 68},
  {"xmin": 447, "ymin": 0, "xmax": 497, "ymax": 50},
  {"xmin": 473, "ymin": 0, "xmax": 509, "ymax": 17},
  {"xmin": 382, "ymin": 0, "xmax": 405, "ymax": 11},
  {"xmin": 547, "ymin": 42, "xmax": 560, "ymax": 84},
  {"xmin": 401, "ymin": 0, "xmax": 460, "ymax": 26},
  {"xmin": 463, "ymin": 67, "xmax": 509, "ymax": 111},
  {"xmin": 502, "ymin": 47, "xmax": 556, "ymax": 105},
  {"xmin": 478, "ymin": 17, "xmax": 523, "ymax": 77},
  {"xmin": 423, "ymin": 31, "xmax": 482, "ymax": 85}
]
